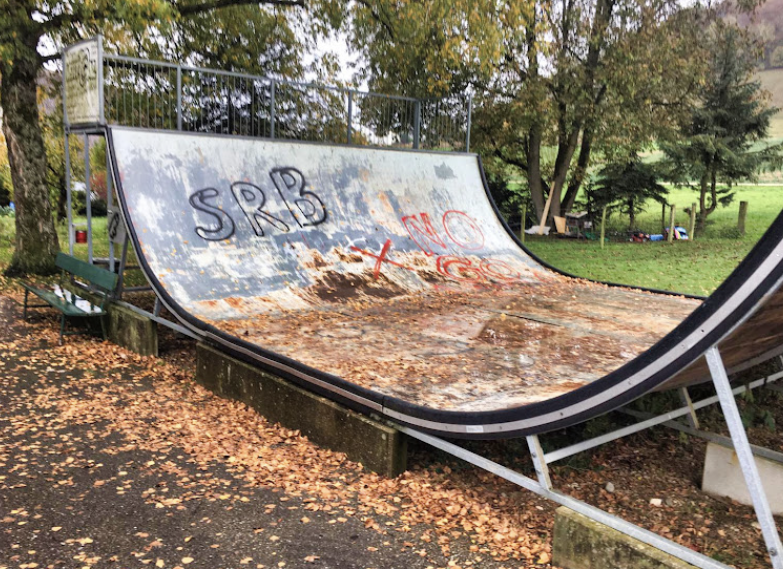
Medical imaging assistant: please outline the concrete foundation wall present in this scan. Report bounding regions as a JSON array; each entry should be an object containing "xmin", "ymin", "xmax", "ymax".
[
  {"xmin": 195, "ymin": 343, "xmax": 407, "ymax": 477},
  {"xmin": 553, "ymin": 507, "xmax": 697, "ymax": 569},
  {"xmin": 105, "ymin": 302, "xmax": 158, "ymax": 356}
]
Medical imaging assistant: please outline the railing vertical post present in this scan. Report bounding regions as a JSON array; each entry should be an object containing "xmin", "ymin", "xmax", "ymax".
[
  {"xmin": 270, "ymin": 80, "xmax": 276, "ymax": 139},
  {"xmin": 347, "ymin": 90, "xmax": 353, "ymax": 145},
  {"xmin": 84, "ymin": 134, "xmax": 93, "ymax": 264},
  {"xmin": 97, "ymin": 35, "xmax": 105, "ymax": 125},
  {"xmin": 62, "ymin": 52, "xmax": 74, "ymax": 256},
  {"xmin": 465, "ymin": 94, "xmax": 473, "ymax": 153},
  {"xmin": 413, "ymin": 99, "xmax": 421, "ymax": 150},
  {"xmin": 176, "ymin": 65, "xmax": 182, "ymax": 130},
  {"xmin": 106, "ymin": 141, "xmax": 114, "ymax": 273}
]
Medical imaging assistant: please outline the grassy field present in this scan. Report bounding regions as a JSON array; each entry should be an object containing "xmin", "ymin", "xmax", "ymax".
[
  {"xmin": 524, "ymin": 185, "xmax": 783, "ymax": 296},
  {"xmin": 0, "ymin": 215, "xmax": 147, "ymax": 287}
]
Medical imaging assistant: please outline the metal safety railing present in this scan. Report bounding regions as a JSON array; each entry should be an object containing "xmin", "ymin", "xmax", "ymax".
[{"xmin": 100, "ymin": 53, "xmax": 472, "ymax": 152}]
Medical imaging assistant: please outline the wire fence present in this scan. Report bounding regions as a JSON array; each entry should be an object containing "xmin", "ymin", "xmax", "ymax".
[{"xmin": 102, "ymin": 54, "xmax": 471, "ymax": 151}]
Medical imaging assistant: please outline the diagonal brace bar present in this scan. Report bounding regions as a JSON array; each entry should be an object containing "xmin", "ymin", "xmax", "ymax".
[{"xmin": 705, "ymin": 346, "xmax": 783, "ymax": 569}]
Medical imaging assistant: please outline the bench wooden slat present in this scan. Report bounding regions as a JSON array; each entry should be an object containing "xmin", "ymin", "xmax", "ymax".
[
  {"xmin": 25, "ymin": 287, "xmax": 103, "ymax": 317},
  {"xmin": 56, "ymin": 252, "xmax": 119, "ymax": 292}
]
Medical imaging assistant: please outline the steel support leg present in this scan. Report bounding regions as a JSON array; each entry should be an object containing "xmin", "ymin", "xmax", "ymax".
[
  {"xmin": 400, "ymin": 425, "xmax": 731, "ymax": 569},
  {"xmin": 705, "ymin": 346, "xmax": 783, "ymax": 569}
]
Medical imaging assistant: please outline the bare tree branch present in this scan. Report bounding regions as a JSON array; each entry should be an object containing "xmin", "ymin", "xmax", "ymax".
[{"xmin": 353, "ymin": 0, "xmax": 395, "ymax": 41}]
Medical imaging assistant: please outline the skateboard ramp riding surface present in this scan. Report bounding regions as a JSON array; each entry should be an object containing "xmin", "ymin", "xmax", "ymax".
[{"xmin": 108, "ymin": 127, "xmax": 783, "ymax": 438}]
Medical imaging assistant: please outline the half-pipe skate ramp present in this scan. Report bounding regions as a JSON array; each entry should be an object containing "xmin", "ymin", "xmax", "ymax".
[{"xmin": 108, "ymin": 126, "xmax": 783, "ymax": 438}]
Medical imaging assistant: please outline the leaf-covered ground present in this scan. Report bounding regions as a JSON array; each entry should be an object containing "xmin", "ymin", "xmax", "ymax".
[
  {"xmin": 0, "ymin": 295, "xmax": 558, "ymax": 569},
  {"xmin": 1, "ymin": 291, "xmax": 781, "ymax": 569}
]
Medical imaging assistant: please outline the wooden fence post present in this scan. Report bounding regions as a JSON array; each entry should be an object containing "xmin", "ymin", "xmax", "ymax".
[
  {"xmin": 668, "ymin": 205, "xmax": 676, "ymax": 243},
  {"xmin": 600, "ymin": 206, "xmax": 607, "ymax": 249},
  {"xmin": 662, "ymin": 202, "xmax": 667, "ymax": 233},
  {"xmin": 521, "ymin": 204, "xmax": 527, "ymax": 243},
  {"xmin": 738, "ymin": 201, "xmax": 748, "ymax": 236}
]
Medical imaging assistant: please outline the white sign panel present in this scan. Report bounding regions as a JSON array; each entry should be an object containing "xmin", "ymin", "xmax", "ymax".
[{"xmin": 64, "ymin": 38, "xmax": 100, "ymax": 125}]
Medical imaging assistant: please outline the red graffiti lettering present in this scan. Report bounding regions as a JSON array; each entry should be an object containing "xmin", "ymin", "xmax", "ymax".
[
  {"xmin": 436, "ymin": 256, "xmax": 484, "ymax": 283},
  {"xmin": 479, "ymin": 259, "xmax": 522, "ymax": 282},
  {"xmin": 442, "ymin": 210, "xmax": 485, "ymax": 250},
  {"xmin": 401, "ymin": 213, "xmax": 448, "ymax": 256}
]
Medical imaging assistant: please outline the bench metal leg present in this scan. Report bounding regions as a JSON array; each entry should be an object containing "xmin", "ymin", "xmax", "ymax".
[
  {"xmin": 59, "ymin": 314, "xmax": 66, "ymax": 345},
  {"xmin": 100, "ymin": 316, "xmax": 107, "ymax": 341},
  {"xmin": 23, "ymin": 289, "xmax": 29, "ymax": 320}
]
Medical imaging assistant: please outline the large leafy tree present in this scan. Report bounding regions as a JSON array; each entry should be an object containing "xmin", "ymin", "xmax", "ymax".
[
  {"xmin": 347, "ymin": 0, "xmax": 706, "ymax": 224},
  {"xmin": 661, "ymin": 22, "xmax": 783, "ymax": 232},
  {"xmin": 0, "ymin": 0, "xmax": 332, "ymax": 276}
]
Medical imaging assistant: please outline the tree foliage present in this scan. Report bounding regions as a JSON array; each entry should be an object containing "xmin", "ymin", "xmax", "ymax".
[
  {"xmin": 0, "ymin": 0, "xmax": 334, "ymax": 275},
  {"xmin": 588, "ymin": 156, "xmax": 667, "ymax": 230},
  {"xmin": 347, "ymin": 0, "xmax": 706, "ymax": 223},
  {"xmin": 661, "ymin": 22, "xmax": 783, "ymax": 231}
]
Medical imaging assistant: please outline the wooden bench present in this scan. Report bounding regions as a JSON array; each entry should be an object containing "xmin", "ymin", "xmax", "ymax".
[{"xmin": 21, "ymin": 253, "xmax": 119, "ymax": 344}]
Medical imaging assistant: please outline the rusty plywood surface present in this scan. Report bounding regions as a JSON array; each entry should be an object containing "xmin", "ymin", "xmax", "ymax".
[
  {"xmin": 208, "ymin": 281, "xmax": 698, "ymax": 411},
  {"xmin": 109, "ymin": 127, "xmax": 703, "ymax": 415}
]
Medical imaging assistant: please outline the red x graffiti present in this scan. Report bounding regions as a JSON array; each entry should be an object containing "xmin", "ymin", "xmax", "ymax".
[{"xmin": 350, "ymin": 239, "xmax": 412, "ymax": 280}]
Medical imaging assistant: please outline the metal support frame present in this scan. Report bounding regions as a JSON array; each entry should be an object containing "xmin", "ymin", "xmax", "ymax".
[
  {"xmin": 270, "ymin": 80, "xmax": 276, "ymax": 139},
  {"xmin": 346, "ymin": 90, "xmax": 353, "ymax": 145},
  {"xmin": 112, "ymin": 299, "xmax": 199, "ymax": 340},
  {"xmin": 64, "ymin": 131, "xmax": 74, "ymax": 255},
  {"xmin": 622, "ymin": 407, "xmax": 783, "ymax": 465},
  {"xmin": 543, "ymin": 369, "xmax": 783, "ymax": 464},
  {"xmin": 176, "ymin": 65, "xmax": 183, "ymax": 131},
  {"xmin": 413, "ymin": 100, "xmax": 421, "ymax": 150},
  {"xmin": 106, "ymin": 139, "xmax": 115, "ymax": 272},
  {"xmin": 705, "ymin": 347, "xmax": 783, "ymax": 569},
  {"xmin": 83, "ymin": 134, "xmax": 93, "ymax": 264},
  {"xmin": 116, "ymin": 235, "xmax": 130, "ymax": 299},
  {"xmin": 392, "ymin": 348, "xmax": 783, "ymax": 569},
  {"xmin": 399, "ymin": 425, "xmax": 732, "ymax": 569},
  {"xmin": 465, "ymin": 94, "xmax": 472, "ymax": 153}
]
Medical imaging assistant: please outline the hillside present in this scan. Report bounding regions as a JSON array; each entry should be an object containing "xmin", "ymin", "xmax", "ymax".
[{"xmin": 758, "ymin": 68, "xmax": 783, "ymax": 138}]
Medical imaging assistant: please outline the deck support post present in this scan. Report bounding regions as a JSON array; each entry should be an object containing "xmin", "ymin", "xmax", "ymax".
[
  {"xmin": 678, "ymin": 387, "xmax": 700, "ymax": 429},
  {"xmin": 527, "ymin": 435, "xmax": 552, "ymax": 489},
  {"xmin": 705, "ymin": 346, "xmax": 783, "ymax": 569}
]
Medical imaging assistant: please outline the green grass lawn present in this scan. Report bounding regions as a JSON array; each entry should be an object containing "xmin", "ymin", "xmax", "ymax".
[
  {"xmin": 0, "ymin": 215, "xmax": 147, "ymax": 287},
  {"xmin": 524, "ymin": 185, "xmax": 783, "ymax": 296}
]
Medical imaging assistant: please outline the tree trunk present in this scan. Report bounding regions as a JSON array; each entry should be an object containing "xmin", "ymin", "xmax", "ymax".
[
  {"xmin": 697, "ymin": 169, "xmax": 709, "ymax": 233},
  {"xmin": 562, "ymin": 127, "xmax": 593, "ymax": 213},
  {"xmin": 57, "ymin": 170, "xmax": 68, "ymax": 222},
  {"xmin": 2, "ymin": 57, "xmax": 60, "ymax": 276},
  {"xmin": 526, "ymin": 127, "xmax": 545, "ymax": 220}
]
